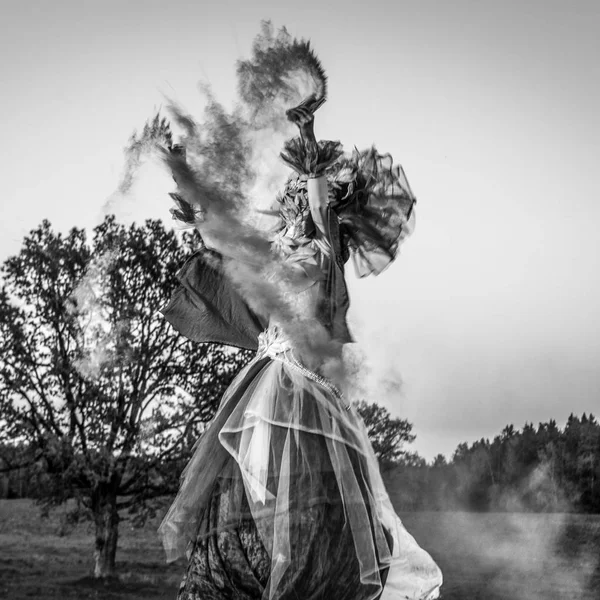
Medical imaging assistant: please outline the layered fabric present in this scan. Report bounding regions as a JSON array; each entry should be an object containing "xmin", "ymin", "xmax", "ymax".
[
  {"xmin": 272, "ymin": 145, "xmax": 416, "ymax": 278},
  {"xmin": 328, "ymin": 147, "xmax": 417, "ymax": 278},
  {"xmin": 160, "ymin": 144, "xmax": 442, "ymax": 599},
  {"xmin": 160, "ymin": 328, "xmax": 442, "ymax": 600}
]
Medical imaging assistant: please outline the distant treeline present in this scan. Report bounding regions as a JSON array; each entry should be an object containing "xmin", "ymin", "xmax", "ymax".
[
  {"xmin": 3, "ymin": 413, "xmax": 599, "ymax": 513},
  {"xmin": 385, "ymin": 413, "xmax": 600, "ymax": 514}
]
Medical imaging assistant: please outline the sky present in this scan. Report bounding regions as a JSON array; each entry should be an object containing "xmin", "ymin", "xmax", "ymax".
[{"xmin": 1, "ymin": 0, "xmax": 599, "ymax": 460}]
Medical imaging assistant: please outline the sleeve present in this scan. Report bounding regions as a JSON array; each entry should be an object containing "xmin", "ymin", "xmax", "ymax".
[
  {"xmin": 329, "ymin": 148, "xmax": 416, "ymax": 278},
  {"xmin": 160, "ymin": 249, "xmax": 266, "ymax": 351},
  {"xmin": 163, "ymin": 146, "xmax": 271, "ymax": 349}
]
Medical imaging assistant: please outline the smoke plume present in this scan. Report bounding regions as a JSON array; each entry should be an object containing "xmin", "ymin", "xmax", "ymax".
[
  {"xmin": 68, "ymin": 249, "xmax": 123, "ymax": 379},
  {"xmin": 115, "ymin": 21, "xmax": 349, "ymax": 377}
]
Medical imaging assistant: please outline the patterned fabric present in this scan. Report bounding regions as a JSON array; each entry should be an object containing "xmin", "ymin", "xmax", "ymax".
[
  {"xmin": 270, "ymin": 175, "xmax": 333, "ymax": 283},
  {"xmin": 176, "ymin": 418, "xmax": 391, "ymax": 600}
]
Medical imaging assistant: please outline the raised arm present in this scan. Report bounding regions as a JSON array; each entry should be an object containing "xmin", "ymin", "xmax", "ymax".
[{"xmin": 283, "ymin": 96, "xmax": 340, "ymax": 242}]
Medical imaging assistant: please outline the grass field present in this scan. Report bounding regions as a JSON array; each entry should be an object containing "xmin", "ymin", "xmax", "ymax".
[{"xmin": 0, "ymin": 499, "xmax": 599, "ymax": 599}]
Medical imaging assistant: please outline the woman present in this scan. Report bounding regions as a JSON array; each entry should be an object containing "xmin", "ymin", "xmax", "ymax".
[{"xmin": 158, "ymin": 91, "xmax": 443, "ymax": 600}]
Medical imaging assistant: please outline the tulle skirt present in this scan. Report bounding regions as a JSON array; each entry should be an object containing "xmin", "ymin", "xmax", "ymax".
[{"xmin": 159, "ymin": 328, "xmax": 442, "ymax": 600}]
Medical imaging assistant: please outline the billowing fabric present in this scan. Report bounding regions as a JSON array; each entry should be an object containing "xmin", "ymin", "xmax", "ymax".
[
  {"xmin": 161, "ymin": 248, "xmax": 267, "ymax": 351},
  {"xmin": 163, "ymin": 329, "xmax": 442, "ymax": 600},
  {"xmin": 328, "ymin": 147, "xmax": 416, "ymax": 277},
  {"xmin": 160, "ymin": 146, "xmax": 442, "ymax": 600}
]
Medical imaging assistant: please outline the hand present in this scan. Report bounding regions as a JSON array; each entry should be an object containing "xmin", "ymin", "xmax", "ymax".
[{"xmin": 286, "ymin": 94, "xmax": 324, "ymax": 151}]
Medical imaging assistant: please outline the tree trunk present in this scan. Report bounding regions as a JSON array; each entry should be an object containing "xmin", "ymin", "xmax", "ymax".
[{"xmin": 92, "ymin": 484, "xmax": 120, "ymax": 578}]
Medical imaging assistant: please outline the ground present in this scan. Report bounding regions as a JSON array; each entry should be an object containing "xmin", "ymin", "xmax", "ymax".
[
  {"xmin": 0, "ymin": 499, "xmax": 181, "ymax": 600},
  {"xmin": 0, "ymin": 499, "xmax": 599, "ymax": 599}
]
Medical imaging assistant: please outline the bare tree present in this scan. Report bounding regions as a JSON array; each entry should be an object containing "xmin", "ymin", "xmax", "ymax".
[{"xmin": 0, "ymin": 216, "xmax": 252, "ymax": 578}]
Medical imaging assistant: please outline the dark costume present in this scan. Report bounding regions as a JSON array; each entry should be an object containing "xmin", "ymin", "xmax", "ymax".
[{"xmin": 159, "ymin": 144, "xmax": 443, "ymax": 600}]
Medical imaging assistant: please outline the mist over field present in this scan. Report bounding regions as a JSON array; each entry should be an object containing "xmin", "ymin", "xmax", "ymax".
[{"xmin": 1, "ymin": 500, "xmax": 599, "ymax": 599}]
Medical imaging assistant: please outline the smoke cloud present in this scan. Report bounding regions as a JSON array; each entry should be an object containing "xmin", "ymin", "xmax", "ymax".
[
  {"xmin": 432, "ymin": 513, "xmax": 599, "ymax": 599},
  {"xmin": 68, "ymin": 249, "xmax": 123, "ymax": 379},
  {"xmin": 115, "ymin": 21, "xmax": 352, "ymax": 380},
  {"xmin": 409, "ymin": 461, "xmax": 600, "ymax": 599}
]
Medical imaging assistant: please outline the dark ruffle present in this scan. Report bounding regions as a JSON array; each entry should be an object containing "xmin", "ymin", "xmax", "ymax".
[
  {"xmin": 276, "ymin": 142, "xmax": 416, "ymax": 278},
  {"xmin": 328, "ymin": 148, "xmax": 416, "ymax": 278},
  {"xmin": 279, "ymin": 137, "xmax": 343, "ymax": 178}
]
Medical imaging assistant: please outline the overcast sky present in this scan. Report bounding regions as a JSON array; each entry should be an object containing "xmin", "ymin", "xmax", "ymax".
[{"xmin": 1, "ymin": 0, "xmax": 599, "ymax": 460}]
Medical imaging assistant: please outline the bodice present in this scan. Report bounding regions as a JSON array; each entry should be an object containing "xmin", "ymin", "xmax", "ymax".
[{"xmin": 267, "ymin": 197, "xmax": 353, "ymax": 346}]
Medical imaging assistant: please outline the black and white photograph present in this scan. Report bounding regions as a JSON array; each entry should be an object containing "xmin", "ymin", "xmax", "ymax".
[{"xmin": 0, "ymin": 1, "xmax": 598, "ymax": 599}]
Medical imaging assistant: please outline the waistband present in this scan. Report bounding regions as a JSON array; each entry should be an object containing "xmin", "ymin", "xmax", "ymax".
[{"xmin": 256, "ymin": 326, "xmax": 349, "ymax": 410}]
